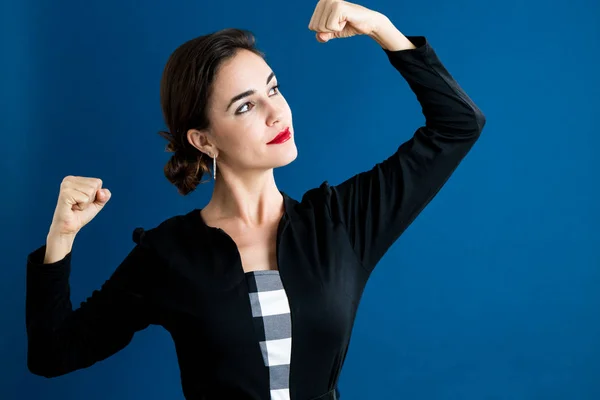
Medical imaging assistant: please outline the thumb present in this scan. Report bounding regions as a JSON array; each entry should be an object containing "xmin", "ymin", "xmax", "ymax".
[
  {"xmin": 316, "ymin": 32, "xmax": 335, "ymax": 42},
  {"xmin": 94, "ymin": 188, "xmax": 111, "ymax": 207},
  {"xmin": 77, "ymin": 188, "xmax": 111, "ymax": 227}
]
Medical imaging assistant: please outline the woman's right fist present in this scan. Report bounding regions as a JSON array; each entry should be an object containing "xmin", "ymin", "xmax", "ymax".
[{"xmin": 49, "ymin": 176, "xmax": 112, "ymax": 237}]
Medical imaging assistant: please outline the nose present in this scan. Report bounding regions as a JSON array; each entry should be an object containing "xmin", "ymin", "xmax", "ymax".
[{"xmin": 266, "ymin": 102, "xmax": 283, "ymax": 127}]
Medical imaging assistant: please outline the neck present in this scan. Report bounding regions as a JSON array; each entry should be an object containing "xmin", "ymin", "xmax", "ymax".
[{"xmin": 202, "ymin": 165, "xmax": 284, "ymax": 227}]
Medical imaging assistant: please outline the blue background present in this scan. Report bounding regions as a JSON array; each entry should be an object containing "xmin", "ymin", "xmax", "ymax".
[{"xmin": 2, "ymin": 0, "xmax": 599, "ymax": 399}]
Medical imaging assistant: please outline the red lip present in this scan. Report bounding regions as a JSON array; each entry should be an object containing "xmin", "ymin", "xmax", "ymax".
[{"xmin": 267, "ymin": 127, "xmax": 291, "ymax": 145}]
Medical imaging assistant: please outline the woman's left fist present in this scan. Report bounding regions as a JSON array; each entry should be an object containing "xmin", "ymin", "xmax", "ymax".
[{"xmin": 308, "ymin": 0, "xmax": 385, "ymax": 42}]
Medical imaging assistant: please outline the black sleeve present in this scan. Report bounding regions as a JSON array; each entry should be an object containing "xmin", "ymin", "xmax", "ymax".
[
  {"xmin": 326, "ymin": 36, "xmax": 486, "ymax": 272},
  {"xmin": 25, "ymin": 241, "xmax": 159, "ymax": 378}
]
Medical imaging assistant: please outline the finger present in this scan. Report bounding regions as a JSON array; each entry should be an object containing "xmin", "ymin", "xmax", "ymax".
[
  {"xmin": 77, "ymin": 182, "xmax": 101, "ymax": 203},
  {"xmin": 62, "ymin": 177, "xmax": 102, "ymax": 199},
  {"xmin": 63, "ymin": 176, "xmax": 102, "ymax": 189},
  {"xmin": 317, "ymin": 1, "xmax": 333, "ymax": 32},
  {"xmin": 325, "ymin": 2, "xmax": 344, "ymax": 32},
  {"xmin": 64, "ymin": 188, "xmax": 92, "ymax": 211},
  {"xmin": 309, "ymin": 1, "xmax": 325, "ymax": 31},
  {"xmin": 78, "ymin": 198, "xmax": 105, "ymax": 224},
  {"xmin": 86, "ymin": 177, "xmax": 103, "ymax": 193}
]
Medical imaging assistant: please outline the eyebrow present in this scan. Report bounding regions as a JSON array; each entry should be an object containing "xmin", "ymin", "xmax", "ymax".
[{"xmin": 225, "ymin": 71, "xmax": 276, "ymax": 111}]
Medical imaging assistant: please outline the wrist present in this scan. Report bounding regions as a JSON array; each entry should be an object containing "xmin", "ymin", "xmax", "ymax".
[
  {"xmin": 47, "ymin": 226, "xmax": 76, "ymax": 242},
  {"xmin": 369, "ymin": 15, "xmax": 416, "ymax": 51}
]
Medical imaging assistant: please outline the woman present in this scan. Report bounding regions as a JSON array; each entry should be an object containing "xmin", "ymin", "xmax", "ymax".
[{"xmin": 25, "ymin": 1, "xmax": 486, "ymax": 399}]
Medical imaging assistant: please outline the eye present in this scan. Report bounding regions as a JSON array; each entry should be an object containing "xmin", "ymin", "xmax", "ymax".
[
  {"xmin": 269, "ymin": 84, "xmax": 280, "ymax": 95},
  {"xmin": 236, "ymin": 103, "xmax": 253, "ymax": 114},
  {"xmin": 235, "ymin": 85, "xmax": 281, "ymax": 115}
]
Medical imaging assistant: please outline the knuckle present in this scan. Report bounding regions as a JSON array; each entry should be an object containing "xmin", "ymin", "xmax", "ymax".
[
  {"xmin": 77, "ymin": 191, "xmax": 90, "ymax": 203},
  {"xmin": 331, "ymin": 3, "xmax": 343, "ymax": 16},
  {"xmin": 61, "ymin": 175, "xmax": 73, "ymax": 186},
  {"xmin": 86, "ymin": 177, "xmax": 102, "ymax": 188}
]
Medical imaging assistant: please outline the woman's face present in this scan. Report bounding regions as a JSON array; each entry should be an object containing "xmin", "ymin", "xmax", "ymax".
[{"xmin": 188, "ymin": 48, "xmax": 297, "ymax": 175}]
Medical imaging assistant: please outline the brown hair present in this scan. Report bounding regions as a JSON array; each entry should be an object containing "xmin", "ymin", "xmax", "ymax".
[{"xmin": 158, "ymin": 28, "xmax": 265, "ymax": 196}]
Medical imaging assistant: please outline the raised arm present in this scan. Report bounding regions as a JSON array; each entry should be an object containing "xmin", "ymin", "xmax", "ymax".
[
  {"xmin": 309, "ymin": 1, "xmax": 486, "ymax": 272},
  {"xmin": 26, "ymin": 176, "xmax": 159, "ymax": 377}
]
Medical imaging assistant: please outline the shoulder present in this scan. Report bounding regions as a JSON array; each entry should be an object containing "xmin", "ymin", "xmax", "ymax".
[
  {"xmin": 300, "ymin": 180, "xmax": 348, "ymax": 218},
  {"xmin": 285, "ymin": 180, "xmax": 344, "ymax": 225},
  {"xmin": 132, "ymin": 209, "xmax": 201, "ymax": 253}
]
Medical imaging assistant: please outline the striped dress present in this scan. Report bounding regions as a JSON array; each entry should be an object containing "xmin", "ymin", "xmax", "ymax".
[{"xmin": 245, "ymin": 270, "xmax": 292, "ymax": 400}]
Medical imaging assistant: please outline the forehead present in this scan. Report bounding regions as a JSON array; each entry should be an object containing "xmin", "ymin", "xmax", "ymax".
[{"xmin": 213, "ymin": 50, "xmax": 272, "ymax": 95}]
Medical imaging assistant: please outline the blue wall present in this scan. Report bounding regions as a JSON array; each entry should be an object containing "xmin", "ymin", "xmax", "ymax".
[{"xmin": 2, "ymin": 0, "xmax": 599, "ymax": 398}]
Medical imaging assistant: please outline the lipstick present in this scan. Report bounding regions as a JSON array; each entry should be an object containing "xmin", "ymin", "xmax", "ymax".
[{"xmin": 267, "ymin": 127, "xmax": 292, "ymax": 145}]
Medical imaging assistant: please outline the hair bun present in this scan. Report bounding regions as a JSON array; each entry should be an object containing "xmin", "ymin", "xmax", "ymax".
[
  {"xmin": 165, "ymin": 141, "xmax": 178, "ymax": 153},
  {"xmin": 159, "ymin": 130, "xmax": 179, "ymax": 153}
]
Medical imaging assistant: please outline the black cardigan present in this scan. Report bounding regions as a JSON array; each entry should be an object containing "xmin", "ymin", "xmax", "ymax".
[{"xmin": 25, "ymin": 36, "xmax": 486, "ymax": 400}]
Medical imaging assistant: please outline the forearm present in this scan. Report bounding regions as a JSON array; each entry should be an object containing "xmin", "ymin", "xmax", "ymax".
[
  {"xmin": 44, "ymin": 231, "xmax": 75, "ymax": 264},
  {"xmin": 369, "ymin": 14, "xmax": 416, "ymax": 51}
]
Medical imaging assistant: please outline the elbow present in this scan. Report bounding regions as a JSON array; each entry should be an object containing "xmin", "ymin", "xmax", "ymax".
[
  {"xmin": 28, "ymin": 357, "xmax": 62, "ymax": 379},
  {"xmin": 27, "ymin": 341, "xmax": 66, "ymax": 378},
  {"xmin": 460, "ymin": 108, "xmax": 486, "ymax": 145},
  {"xmin": 475, "ymin": 110, "xmax": 486, "ymax": 133},
  {"xmin": 472, "ymin": 108, "xmax": 486, "ymax": 136}
]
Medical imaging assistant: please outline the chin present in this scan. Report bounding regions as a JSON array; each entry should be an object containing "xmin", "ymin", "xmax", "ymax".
[{"xmin": 272, "ymin": 142, "xmax": 298, "ymax": 168}]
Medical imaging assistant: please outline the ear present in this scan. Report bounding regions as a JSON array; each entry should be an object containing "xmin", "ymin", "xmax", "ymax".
[{"xmin": 187, "ymin": 128, "xmax": 217, "ymax": 157}]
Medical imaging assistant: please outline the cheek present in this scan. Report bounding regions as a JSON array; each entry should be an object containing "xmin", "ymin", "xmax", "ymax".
[
  {"xmin": 223, "ymin": 120, "xmax": 264, "ymax": 154},
  {"xmin": 218, "ymin": 97, "xmax": 293, "ymax": 152}
]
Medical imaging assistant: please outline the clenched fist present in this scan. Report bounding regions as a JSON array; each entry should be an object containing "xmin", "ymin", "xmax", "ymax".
[
  {"xmin": 49, "ymin": 176, "xmax": 112, "ymax": 237},
  {"xmin": 308, "ymin": 0, "xmax": 385, "ymax": 43}
]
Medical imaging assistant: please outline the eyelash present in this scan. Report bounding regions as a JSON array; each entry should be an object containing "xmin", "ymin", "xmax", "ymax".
[{"xmin": 236, "ymin": 85, "xmax": 281, "ymax": 115}]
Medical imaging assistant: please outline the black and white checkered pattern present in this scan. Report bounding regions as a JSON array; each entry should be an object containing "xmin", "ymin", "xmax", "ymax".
[{"xmin": 246, "ymin": 270, "xmax": 292, "ymax": 400}]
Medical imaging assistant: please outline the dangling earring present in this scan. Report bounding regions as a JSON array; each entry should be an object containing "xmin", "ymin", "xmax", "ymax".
[{"xmin": 212, "ymin": 154, "xmax": 217, "ymax": 180}]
